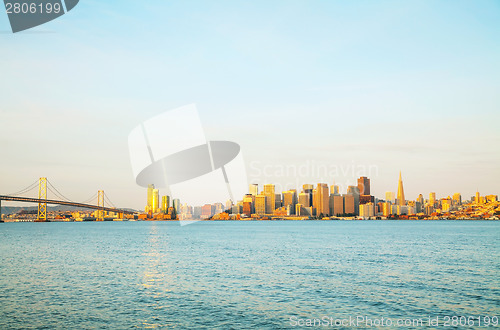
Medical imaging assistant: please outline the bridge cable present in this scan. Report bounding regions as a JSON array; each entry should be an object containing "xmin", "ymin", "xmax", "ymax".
[
  {"xmin": 6, "ymin": 180, "xmax": 39, "ymax": 196},
  {"xmin": 104, "ymin": 194, "xmax": 117, "ymax": 208},
  {"xmin": 81, "ymin": 193, "xmax": 98, "ymax": 204},
  {"xmin": 47, "ymin": 180, "xmax": 73, "ymax": 202}
]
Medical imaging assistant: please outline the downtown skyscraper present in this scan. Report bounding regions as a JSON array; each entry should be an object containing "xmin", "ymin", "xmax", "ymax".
[{"xmin": 397, "ymin": 171, "xmax": 405, "ymax": 206}]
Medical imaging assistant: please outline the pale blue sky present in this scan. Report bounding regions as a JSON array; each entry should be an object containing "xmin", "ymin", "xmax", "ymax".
[{"xmin": 1, "ymin": 0, "xmax": 499, "ymax": 209}]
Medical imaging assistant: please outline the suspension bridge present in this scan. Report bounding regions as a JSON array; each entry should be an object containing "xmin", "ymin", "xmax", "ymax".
[{"xmin": 0, "ymin": 178, "xmax": 135, "ymax": 222}]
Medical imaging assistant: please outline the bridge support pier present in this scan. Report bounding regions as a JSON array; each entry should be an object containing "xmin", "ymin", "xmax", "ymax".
[
  {"xmin": 97, "ymin": 190, "xmax": 104, "ymax": 221},
  {"xmin": 36, "ymin": 177, "xmax": 47, "ymax": 222},
  {"xmin": 0, "ymin": 199, "xmax": 3, "ymax": 222}
]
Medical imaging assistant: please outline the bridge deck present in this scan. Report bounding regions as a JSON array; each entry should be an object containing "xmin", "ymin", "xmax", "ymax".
[{"xmin": 0, "ymin": 195, "xmax": 135, "ymax": 214}]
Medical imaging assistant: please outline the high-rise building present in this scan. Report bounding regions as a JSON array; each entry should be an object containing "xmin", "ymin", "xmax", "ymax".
[
  {"xmin": 385, "ymin": 191, "xmax": 395, "ymax": 203},
  {"xmin": 214, "ymin": 203, "xmax": 224, "ymax": 214},
  {"xmin": 417, "ymin": 194, "xmax": 424, "ymax": 205},
  {"xmin": 201, "ymin": 204, "xmax": 215, "ymax": 219},
  {"xmin": 263, "ymin": 184, "xmax": 276, "ymax": 214},
  {"xmin": 347, "ymin": 186, "xmax": 360, "ymax": 215},
  {"xmin": 302, "ymin": 184, "xmax": 314, "ymax": 206},
  {"xmin": 249, "ymin": 184, "xmax": 259, "ymax": 196},
  {"xmin": 343, "ymin": 194, "xmax": 355, "ymax": 215},
  {"xmin": 442, "ymin": 197, "xmax": 452, "ymax": 212},
  {"xmin": 161, "ymin": 195, "xmax": 170, "ymax": 214},
  {"xmin": 255, "ymin": 194, "xmax": 267, "ymax": 215},
  {"xmin": 314, "ymin": 183, "xmax": 330, "ymax": 216},
  {"xmin": 330, "ymin": 183, "xmax": 340, "ymax": 195},
  {"xmin": 275, "ymin": 193, "xmax": 282, "ymax": 209},
  {"xmin": 359, "ymin": 203, "xmax": 375, "ymax": 218},
  {"xmin": 298, "ymin": 193, "xmax": 310, "ymax": 207},
  {"xmin": 382, "ymin": 202, "xmax": 392, "ymax": 217},
  {"xmin": 295, "ymin": 203, "xmax": 303, "ymax": 216},
  {"xmin": 152, "ymin": 189, "xmax": 160, "ymax": 213},
  {"xmin": 332, "ymin": 195, "xmax": 344, "ymax": 216},
  {"xmin": 429, "ymin": 192, "xmax": 436, "ymax": 206},
  {"xmin": 173, "ymin": 198, "xmax": 180, "ymax": 213},
  {"xmin": 242, "ymin": 194, "xmax": 254, "ymax": 216},
  {"xmin": 282, "ymin": 191, "xmax": 295, "ymax": 215},
  {"xmin": 146, "ymin": 184, "xmax": 155, "ymax": 212},
  {"xmin": 397, "ymin": 171, "xmax": 405, "ymax": 206},
  {"xmin": 193, "ymin": 206, "xmax": 202, "ymax": 218},
  {"xmin": 452, "ymin": 193, "xmax": 462, "ymax": 206},
  {"xmin": 302, "ymin": 184, "xmax": 313, "ymax": 193},
  {"xmin": 357, "ymin": 177, "xmax": 370, "ymax": 196}
]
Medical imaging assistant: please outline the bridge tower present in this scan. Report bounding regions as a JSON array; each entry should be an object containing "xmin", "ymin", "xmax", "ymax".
[
  {"xmin": 36, "ymin": 177, "xmax": 47, "ymax": 222},
  {"xmin": 97, "ymin": 190, "xmax": 104, "ymax": 221}
]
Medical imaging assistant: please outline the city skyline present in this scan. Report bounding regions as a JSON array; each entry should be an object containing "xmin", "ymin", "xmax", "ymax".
[
  {"xmin": 136, "ymin": 171, "xmax": 498, "ymax": 220},
  {"xmin": 1, "ymin": 170, "xmax": 497, "ymax": 211},
  {"xmin": 4, "ymin": 170, "xmax": 497, "ymax": 221}
]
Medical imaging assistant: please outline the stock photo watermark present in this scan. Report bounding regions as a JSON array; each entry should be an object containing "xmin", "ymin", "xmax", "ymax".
[
  {"xmin": 3, "ymin": 0, "xmax": 79, "ymax": 33},
  {"xmin": 289, "ymin": 315, "xmax": 499, "ymax": 327},
  {"xmin": 248, "ymin": 160, "xmax": 379, "ymax": 193}
]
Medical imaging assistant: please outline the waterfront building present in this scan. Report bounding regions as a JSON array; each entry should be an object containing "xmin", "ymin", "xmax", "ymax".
[
  {"xmin": 231, "ymin": 204, "xmax": 241, "ymax": 215},
  {"xmin": 298, "ymin": 192, "xmax": 310, "ymax": 207},
  {"xmin": 181, "ymin": 203, "xmax": 193, "ymax": 218},
  {"xmin": 193, "ymin": 206, "xmax": 202, "ymax": 218},
  {"xmin": 332, "ymin": 195, "xmax": 344, "ymax": 216},
  {"xmin": 347, "ymin": 186, "xmax": 360, "ymax": 215},
  {"xmin": 161, "ymin": 195, "xmax": 170, "ymax": 214},
  {"xmin": 201, "ymin": 204, "xmax": 215, "ymax": 219},
  {"xmin": 242, "ymin": 194, "xmax": 254, "ymax": 216},
  {"xmin": 146, "ymin": 184, "xmax": 155, "ymax": 213},
  {"xmin": 396, "ymin": 205, "xmax": 408, "ymax": 215},
  {"xmin": 173, "ymin": 199, "xmax": 180, "ymax": 213},
  {"xmin": 275, "ymin": 193, "xmax": 282, "ymax": 209},
  {"xmin": 152, "ymin": 189, "xmax": 160, "ymax": 213},
  {"xmin": 213, "ymin": 203, "xmax": 224, "ymax": 215},
  {"xmin": 441, "ymin": 197, "xmax": 452, "ymax": 212},
  {"xmin": 282, "ymin": 191, "xmax": 295, "ymax": 215},
  {"xmin": 295, "ymin": 203, "xmax": 303, "ymax": 216},
  {"xmin": 383, "ymin": 202, "xmax": 392, "ymax": 216},
  {"xmin": 329, "ymin": 194, "xmax": 335, "ymax": 215},
  {"xmin": 314, "ymin": 183, "xmax": 330, "ymax": 216},
  {"xmin": 167, "ymin": 207, "xmax": 176, "ymax": 219},
  {"xmin": 343, "ymin": 194, "xmax": 355, "ymax": 215},
  {"xmin": 255, "ymin": 194, "xmax": 267, "ymax": 215},
  {"xmin": 359, "ymin": 202, "xmax": 375, "ymax": 218},
  {"xmin": 290, "ymin": 189, "xmax": 298, "ymax": 204}
]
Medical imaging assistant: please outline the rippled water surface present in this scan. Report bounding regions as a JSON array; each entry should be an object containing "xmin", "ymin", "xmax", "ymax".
[{"xmin": 0, "ymin": 221, "xmax": 498, "ymax": 328}]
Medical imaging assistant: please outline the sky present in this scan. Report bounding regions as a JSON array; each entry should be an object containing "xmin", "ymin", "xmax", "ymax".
[{"xmin": 1, "ymin": 0, "xmax": 499, "ymax": 210}]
